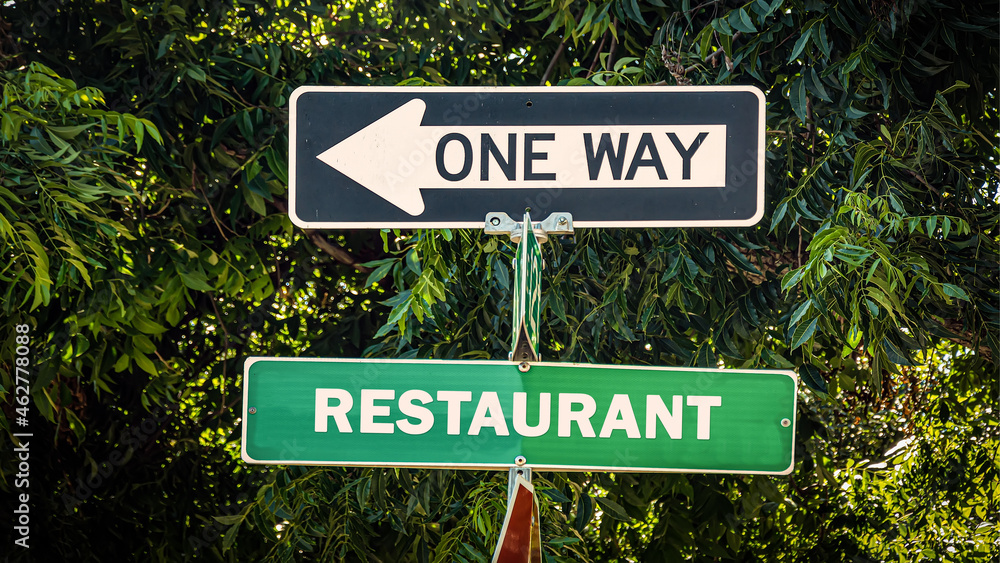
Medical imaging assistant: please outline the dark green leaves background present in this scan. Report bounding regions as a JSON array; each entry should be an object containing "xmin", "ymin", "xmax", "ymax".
[{"xmin": 0, "ymin": 0, "xmax": 997, "ymax": 561}]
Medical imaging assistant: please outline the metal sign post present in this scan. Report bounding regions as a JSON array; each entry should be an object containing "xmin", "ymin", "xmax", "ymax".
[
  {"xmin": 511, "ymin": 212, "xmax": 543, "ymax": 363},
  {"xmin": 258, "ymin": 82, "xmax": 787, "ymax": 561},
  {"xmin": 493, "ymin": 209, "xmax": 551, "ymax": 559},
  {"xmin": 485, "ymin": 210, "xmax": 574, "ymax": 363}
]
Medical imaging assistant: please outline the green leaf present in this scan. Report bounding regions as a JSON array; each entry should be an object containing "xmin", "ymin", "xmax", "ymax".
[
  {"xmin": 789, "ymin": 301, "xmax": 812, "ymax": 327},
  {"xmin": 787, "ymin": 27, "xmax": 814, "ymax": 62},
  {"xmin": 753, "ymin": 475, "xmax": 785, "ymax": 503},
  {"xmin": 493, "ymin": 261, "xmax": 510, "ymax": 289},
  {"xmin": 547, "ymin": 536, "xmax": 581, "ymax": 547},
  {"xmin": 186, "ymin": 66, "xmax": 207, "ymax": 83},
  {"xmin": 156, "ymin": 32, "xmax": 177, "ymax": 59},
  {"xmin": 805, "ymin": 66, "xmax": 832, "ymax": 102},
  {"xmin": 717, "ymin": 239, "xmax": 762, "ymax": 275},
  {"xmin": 695, "ymin": 26, "xmax": 714, "ymax": 60},
  {"xmin": 623, "ymin": 0, "xmax": 647, "ymax": 26},
  {"xmin": 222, "ymin": 522, "xmax": 241, "ymax": 551},
  {"xmin": 132, "ymin": 315, "xmax": 168, "ymax": 335},
  {"xmin": 729, "ymin": 8, "xmax": 757, "ymax": 33},
  {"xmin": 789, "ymin": 317, "xmax": 819, "ymax": 349},
  {"xmin": 781, "ymin": 267, "xmax": 805, "ymax": 291},
  {"xmin": 595, "ymin": 496, "xmax": 630, "ymax": 521},
  {"xmin": 541, "ymin": 487, "xmax": 572, "ymax": 503},
  {"xmin": 365, "ymin": 261, "xmax": 396, "ymax": 287},
  {"xmin": 694, "ymin": 343, "xmax": 716, "ymax": 367},
  {"xmin": 882, "ymin": 338, "xmax": 912, "ymax": 366},
  {"xmin": 405, "ymin": 249, "xmax": 422, "ymax": 275},
  {"xmin": 132, "ymin": 352, "xmax": 157, "ymax": 375},
  {"xmin": 762, "ymin": 347, "xmax": 795, "ymax": 369},
  {"xmin": 844, "ymin": 104, "xmax": 869, "ymax": 119},
  {"xmin": 179, "ymin": 269, "xmax": 215, "ymax": 292},
  {"xmin": 940, "ymin": 283, "xmax": 970, "ymax": 301},
  {"xmin": 244, "ymin": 187, "xmax": 266, "ymax": 215},
  {"xmin": 139, "ymin": 118, "xmax": 163, "ymax": 145},
  {"xmin": 548, "ymin": 292, "xmax": 568, "ymax": 323},
  {"xmin": 799, "ymin": 363, "xmax": 827, "ymax": 393},
  {"xmin": 64, "ymin": 408, "xmax": 87, "ymax": 442},
  {"xmin": 790, "ymin": 76, "xmax": 808, "ymax": 122},
  {"xmin": 46, "ymin": 123, "xmax": 96, "ymax": 139},
  {"xmin": 939, "ymin": 80, "xmax": 970, "ymax": 94},
  {"xmin": 213, "ymin": 514, "xmax": 244, "ymax": 526},
  {"xmin": 852, "ymin": 143, "xmax": 879, "ymax": 188},
  {"xmin": 114, "ymin": 354, "xmax": 130, "ymax": 372}
]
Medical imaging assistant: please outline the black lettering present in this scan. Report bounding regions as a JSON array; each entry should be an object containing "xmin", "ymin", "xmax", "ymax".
[
  {"xmin": 625, "ymin": 133, "xmax": 667, "ymax": 180},
  {"xmin": 481, "ymin": 133, "xmax": 517, "ymax": 181},
  {"xmin": 436, "ymin": 133, "xmax": 473, "ymax": 181},
  {"xmin": 584, "ymin": 133, "xmax": 628, "ymax": 180},
  {"xmin": 666, "ymin": 132, "xmax": 708, "ymax": 180},
  {"xmin": 524, "ymin": 133, "xmax": 556, "ymax": 181}
]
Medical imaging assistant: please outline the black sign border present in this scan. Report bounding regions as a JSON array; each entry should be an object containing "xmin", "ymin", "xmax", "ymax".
[{"xmin": 289, "ymin": 86, "xmax": 765, "ymax": 229}]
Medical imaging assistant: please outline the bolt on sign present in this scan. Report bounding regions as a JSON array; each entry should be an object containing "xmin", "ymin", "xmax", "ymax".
[
  {"xmin": 242, "ymin": 358, "xmax": 798, "ymax": 475},
  {"xmin": 288, "ymin": 86, "xmax": 766, "ymax": 228}
]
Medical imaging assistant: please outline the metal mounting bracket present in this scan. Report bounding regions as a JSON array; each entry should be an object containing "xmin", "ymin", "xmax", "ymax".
[
  {"xmin": 485, "ymin": 212, "xmax": 574, "ymax": 243},
  {"xmin": 507, "ymin": 465, "xmax": 532, "ymax": 501}
]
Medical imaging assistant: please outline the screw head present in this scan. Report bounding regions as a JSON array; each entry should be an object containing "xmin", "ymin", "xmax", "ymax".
[
  {"xmin": 490, "ymin": 217, "xmax": 501, "ymax": 226},
  {"xmin": 558, "ymin": 215, "xmax": 568, "ymax": 224},
  {"xmin": 780, "ymin": 418, "xmax": 791, "ymax": 427},
  {"xmin": 518, "ymin": 361, "xmax": 530, "ymax": 372},
  {"xmin": 248, "ymin": 407, "xmax": 257, "ymax": 415},
  {"xmin": 515, "ymin": 455, "xmax": 527, "ymax": 466}
]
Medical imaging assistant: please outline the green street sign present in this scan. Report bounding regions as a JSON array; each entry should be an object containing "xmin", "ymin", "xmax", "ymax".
[
  {"xmin": 242, "ymin": 358, "xmax": 798, "ymax": 474},
  {"xmin": 511, "ymin": 214, "xmax": 542, "ymax": 361}
]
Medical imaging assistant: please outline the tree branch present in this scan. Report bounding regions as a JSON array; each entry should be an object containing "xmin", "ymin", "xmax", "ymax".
[
  {"xmin": 588, "ymin": 31, "xmax": 609, "ymax": 76},
  {"xmin": 683, "ymin": 31, "xmax": 743, "ymax": 74},
  {"xmin": 271, "ymin": 199, "xmax": 372, "ymax": 273},
  {"xmin": 539, "ymin": 8, "xmax": 585, "ymax": 85},
  {"xmin": 940, "ymin": 319, "xmax": 994, "ymax": 363},
  {"xmin": 606, "ymin": 18, "xmax": 619, "ymax": 71},
  {"xmin": 540, "ymin": 41, "xmax": 567, "ymax": 86}
]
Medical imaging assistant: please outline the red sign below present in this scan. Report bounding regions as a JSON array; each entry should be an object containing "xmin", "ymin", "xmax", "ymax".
[{"xmin": 492, "ymin": 475, "xmax": 541, "ymax": 563}]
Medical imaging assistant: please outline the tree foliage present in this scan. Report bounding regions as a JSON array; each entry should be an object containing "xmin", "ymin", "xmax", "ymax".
[{"xmin": 0, "ymin": 0, "xmax": 997, "ymax": 561}]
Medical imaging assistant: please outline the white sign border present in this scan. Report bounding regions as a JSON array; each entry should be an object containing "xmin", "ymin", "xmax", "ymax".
[
  {"xmin": 241, "ymin": 357, "xmax": 797, "ymax": 475},
  {"xmin": 288, "ymin": 85, "xmax": 766, "ymax": 229}
]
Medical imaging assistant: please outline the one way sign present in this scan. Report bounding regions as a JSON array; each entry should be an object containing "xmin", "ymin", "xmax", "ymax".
[{"xmin": 288, "ymin": 86, "xmax": 764, "ymax": 229}]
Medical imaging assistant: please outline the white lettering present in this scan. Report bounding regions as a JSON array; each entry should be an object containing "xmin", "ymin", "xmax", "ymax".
[
  {"xmin": 468, "ymin": 392, "xmax": 509, "ymax": 436},
  {"xmin": 513, "ymin": 392, "xmax": 550, "ymax": 437},
  {"xmin": 396, "ymin": 389, "xmax": 434, "ymax": 435},
  {"xmin": 599, "ymin": 394, "xmax": 641, "ymax": 438},
  {"xmin": 686, "ymin": 395, "xmax": 722, "ymax": 440},
  {"xmin": 645, "ymin": 395, "xmax": 683, "ymax": 439},
  {"xmin": 437, "ymin": 391, "xmax": 473, "ymax": 435},
  {"xmin": 315, "ymin": 389, "xmax": 353, "ymax": 433},
  {"xmin": 361, "ymin": 389, "xmax": 395, "ymax": 434},
  {"xmin": 558, "ymin": 393, "xmax": 596, "ymax": 437}
]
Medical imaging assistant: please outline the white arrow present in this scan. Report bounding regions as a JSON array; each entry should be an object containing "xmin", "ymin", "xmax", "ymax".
[{"xmin": 316, "ymin": 99, "xmax": 727, "ymax": 216}]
